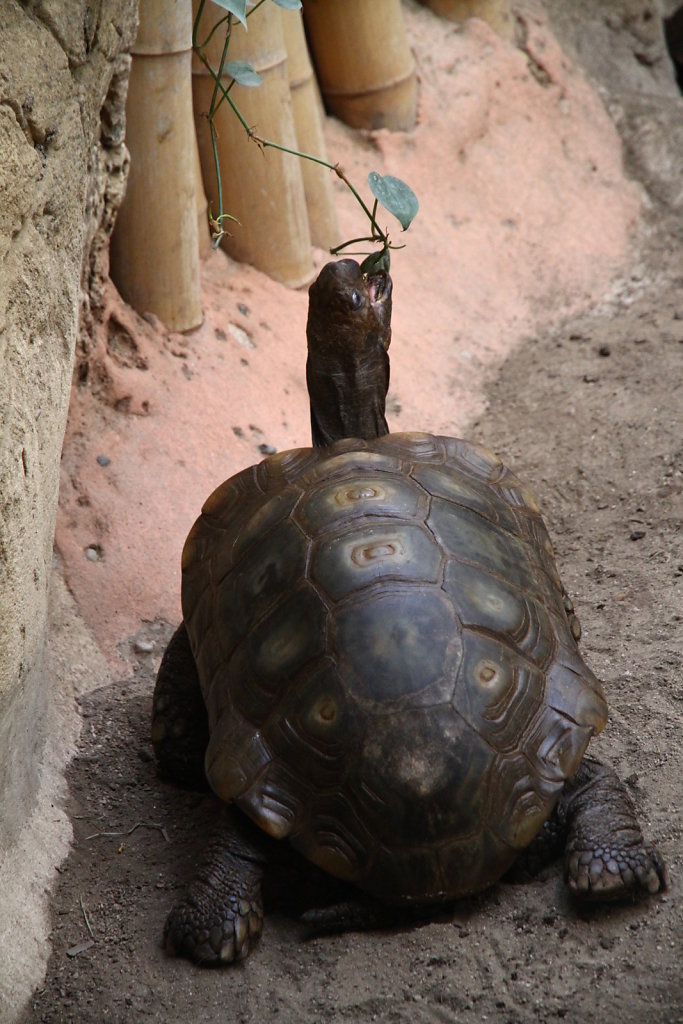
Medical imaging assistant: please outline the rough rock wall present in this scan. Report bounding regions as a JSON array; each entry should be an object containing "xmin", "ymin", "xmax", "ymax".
[
  {"xmin": 541, "ymin": 0, "xmax": 683, "ymax": 214},
  {"xmin": 0, "ymin": 0, "xmax": 136, "ymax": 847},
  {"xmin": 540, "ymin": 0, "xmax": 679, "ymax": 95}
]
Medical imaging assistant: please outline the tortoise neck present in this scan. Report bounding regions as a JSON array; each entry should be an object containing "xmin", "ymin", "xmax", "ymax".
[{"xmin": 306, "ymin": 343, "xmax": 390, "ymax": 448}]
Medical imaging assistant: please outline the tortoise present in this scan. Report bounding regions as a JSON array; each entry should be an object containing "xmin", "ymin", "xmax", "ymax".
[{"xmin": 152, "ymin": 258, "xmax": 666, "ymax": 964}]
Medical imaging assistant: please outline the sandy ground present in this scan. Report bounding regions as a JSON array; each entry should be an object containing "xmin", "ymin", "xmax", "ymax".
[{"xmin": 9, "ymin": 1, "xmax": 683, "ymax": 1021}]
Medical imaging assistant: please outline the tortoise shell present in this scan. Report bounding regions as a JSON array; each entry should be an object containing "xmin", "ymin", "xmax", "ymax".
[{"xmin": 181, "ymin": 431, "xmax": 607, "ymax": 904}]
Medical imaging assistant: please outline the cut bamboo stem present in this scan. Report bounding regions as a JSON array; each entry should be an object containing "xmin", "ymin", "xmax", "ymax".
[
  {"xmin": 302, "ymin": 0, "xmax": 417, "ymax": 132},
  {"xmin": 110, "ymin": 0, "xmax": 202, "ymax": 331},
  {"xmin": 192, "ymin": 3, "xmax": 314, "ymax": 287},
  {"xmin": 194, "ymin": 132, "xmax": 212, "ymax": 259},
  {"xmin": 417, "ymin": 0, "xmax": 514, "ymax": 40},
  {"xmin": 281, "ymin": 10, "xmax": 339, "ymax": 250}
]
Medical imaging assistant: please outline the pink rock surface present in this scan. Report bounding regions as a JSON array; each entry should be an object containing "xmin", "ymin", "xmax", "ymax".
[{"xmin": 56, "ymin": 7, "xmax": 641, "ymax": 669}]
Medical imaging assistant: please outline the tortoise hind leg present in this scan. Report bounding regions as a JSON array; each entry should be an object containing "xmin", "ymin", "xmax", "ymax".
[
  {"xmin": 152, "ymin": 622, "xmax": 210, "ymax": 789},
  {"xmin": 559, "ymin": 755, "xmax": 667, "ymax": 900},
  {"xmin": 164, "ymin": 811, "xmax": 266, "ymax": 964}
]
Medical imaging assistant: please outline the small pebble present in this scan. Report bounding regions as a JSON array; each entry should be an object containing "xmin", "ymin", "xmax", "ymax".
[
  {"xmin": 66, "ymin": 940, "xmax": 94, "ymax": 958},
  {"xmin": 598, "ymin": 344, "xmax": 611, "ymax": 357},
  {"xmin": 237, "ymin": 302, "xmax": 250, "ymax": 316},
  {"xmin": 630, "ymin": 529, "xmax": 646, "ymax": 541},
  {"xmin": 134, "ymin": 639, "xmax": 154, "ymax": 654},
  {"xmin": 85, "ymin": 546, "xmax": 101, "ymax": 562},
  {"xmin": 229, "ymin": 323, "xmax": 255, "ymax": 349},
  {"xmin": 258, "ymin": 443, "xmax": 277, "ymax": 456},
  {"xmin": 96, "ymin": 454, "xmax": 111, "ymax": 467}
]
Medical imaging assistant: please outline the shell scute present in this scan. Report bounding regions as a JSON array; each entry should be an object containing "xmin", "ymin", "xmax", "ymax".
[
  {"xmin": 442, "ymin": 436, "xmax": 504, "ymax": 481},
  {"xmin": 212, "ymin": 517, "xmax": 309, "ymax": 664},
  {"xmin": 224, "ymin": 583, "xmax": 327, "ymax": 727},
  {"xmin": 230, "ymin": 488, "xmax": 303, "ymax": 565},
  {"xmin": 490, "ymin": 751, "xmax": 563, "ymax": 849},
  {"xmin": 311, "ymin": 519, "xmax": 442, "ymax": 602},
  {"xmin": 412, "ymin": 461, "xmax": 517, "ymax": 531},
  {"xmin": 544, "ymin": 647, "xmax": 607, "ymax": 733},
  {"xmin": 524, "ymin": 705, "xmax": 596, "ymax": 784},
  {"xmin": 237, "ymin": 758, "xmax": 309, "ymax": 840},
  {"xmin": 262, "ymin": 661, "xmax": 365, "ymax": 788},
  {"xmin": 205, "ymin": 693, "xmax": 272, "ymax": 802},
  {"xmin": 256, "ymin": 446, "xmax": 321, "ymax": 490},
  {"xmin": 453, "ymin": 630, "xmax": 546, "ymax": 755},
  {"xmin": 291, "ymin": 792, "xmax": 374, "ymax": 883},
  {"xmin": 428, "ymin": 497, "xmax": 538, "ymax": 592},
  {"xmin": 294, "ymin": 471, "xmax": 427, "ymax": 536},
  {"xmin": 298, "ymin": 447, "xmax": 400, "ymax": 487},
  {"xmin": 376, "ymin": 431, "xmax": 445, "ymax": 463},
  {"xmin": 444, "ymin": 558, "xmax": 543, "ymax": 652},
  {"xmin": 333, "ymin": 585, "xmax": 460, "ymax": 703}
]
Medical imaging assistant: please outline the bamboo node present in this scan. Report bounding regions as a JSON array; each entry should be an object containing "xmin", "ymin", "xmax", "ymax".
[{"xmin": 321, "ymin": 65, "xmax": 417, "ymax": 101}]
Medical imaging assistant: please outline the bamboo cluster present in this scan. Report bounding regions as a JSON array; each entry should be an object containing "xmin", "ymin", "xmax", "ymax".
[{"xmin": 111, "ymin": 0, "xmax": 513, "ymax": 325}]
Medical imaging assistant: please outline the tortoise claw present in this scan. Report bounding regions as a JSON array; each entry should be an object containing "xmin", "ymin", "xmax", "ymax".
[
  {"xmin": 566, "ymin": 840, "xmax": 667, "ymax": 901},
  {"xmin": 164, "ymin": 893, "xmax": 262, "ymax": 965}
]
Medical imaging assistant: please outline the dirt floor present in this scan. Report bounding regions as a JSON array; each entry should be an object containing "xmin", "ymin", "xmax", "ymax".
[{"xmin": 15, "ymin": 2, "xmax": 683, "ymax": 1022}]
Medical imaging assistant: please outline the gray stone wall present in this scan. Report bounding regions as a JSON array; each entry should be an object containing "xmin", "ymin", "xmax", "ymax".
[{"xmin": 0, "ymin": 0, "xmax": 137, "ymax": 844}]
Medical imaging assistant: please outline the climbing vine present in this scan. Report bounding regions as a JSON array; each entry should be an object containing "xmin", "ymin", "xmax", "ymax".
[{"xmin": 193, "ymin": 0, "xmax": 419, "ymax": 271}]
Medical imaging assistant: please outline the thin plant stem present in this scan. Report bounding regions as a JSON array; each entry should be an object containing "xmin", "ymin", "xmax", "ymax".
[
  {"xmin": 192, "ymin": 0, "xmax": 231, "ymax": 52},
  {"xmin": 209, "ymin": 119, "xmax": 224, "ymax": 240}
]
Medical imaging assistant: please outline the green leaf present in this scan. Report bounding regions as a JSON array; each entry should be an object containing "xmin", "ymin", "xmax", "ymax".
[
  {"xmin": 367, "ymin": 172, "xmax": 419, "ymax": 231},
  {"xmin": 209, "ymin": 0, "xmax": 248, "ymax": 28},
  {"xmin": 225, "ymin": 60, "xmax": 262, "ymax": 86},
  {"xmin": 360, "ymin": 249, "xmax": 391, "ymax": 275},
  {"xmin": 271, "ymin": 0, "xmax": 303, "ymax": 8}
]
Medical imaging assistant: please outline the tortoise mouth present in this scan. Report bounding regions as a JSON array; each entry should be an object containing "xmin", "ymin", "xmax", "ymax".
[{"xmin": 366, "ymin": 270, "xmax": 392, "ymax": 306}]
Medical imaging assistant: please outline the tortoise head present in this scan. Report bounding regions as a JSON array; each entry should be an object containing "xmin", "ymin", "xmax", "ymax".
[{"xmin": 306, "ymin": 259, "xmax": 393, "ymax": 448}]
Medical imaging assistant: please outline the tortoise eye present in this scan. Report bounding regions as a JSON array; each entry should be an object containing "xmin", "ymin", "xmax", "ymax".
[{"xmin": 349, "ymin": 289, "xmax": 363, "ymax": 310}]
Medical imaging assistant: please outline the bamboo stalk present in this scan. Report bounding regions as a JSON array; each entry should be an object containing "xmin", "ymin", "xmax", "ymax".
[
  {"xmin": 194, "ymin": 132, "xmax": 212, "ymax": 259},
  {"xmin": 302, "ymin": 0, "xmax": 417, "ymax": 132},
  {"xmin": 110, "ymin": 0, "xmax": 202, "ymax": 331},
  {"xmin": 417, "ymin": 0, "xmax": 514, "ymax": 40},
  {"xmin": 281, "ymin": 10, "xmax": 339, "ymax": 250},
  {"xmin": 192, "ymin": 2, "xmax": 314, "ymax": 287}
]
